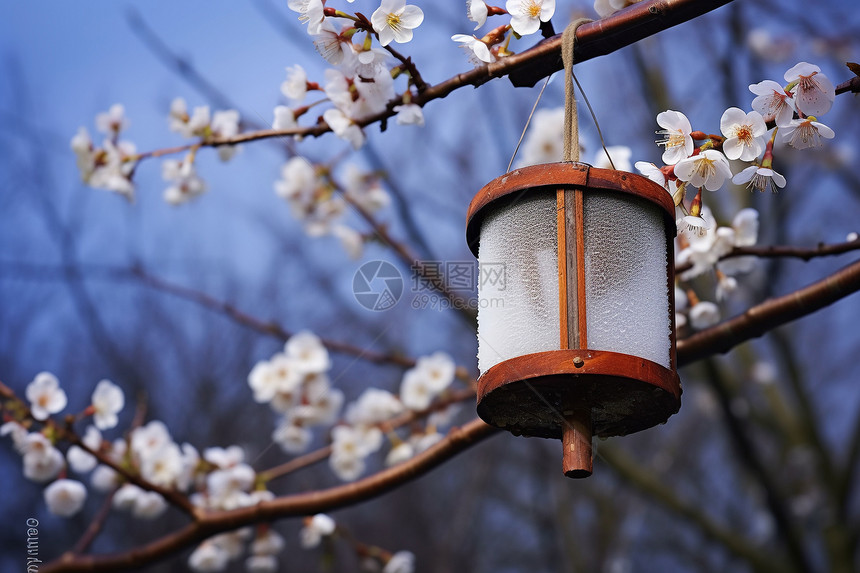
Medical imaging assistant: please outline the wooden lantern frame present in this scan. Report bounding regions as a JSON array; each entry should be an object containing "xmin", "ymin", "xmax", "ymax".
[{"xmin": 466, "ymin": 162, "xmax": 682, "ymax": 478}]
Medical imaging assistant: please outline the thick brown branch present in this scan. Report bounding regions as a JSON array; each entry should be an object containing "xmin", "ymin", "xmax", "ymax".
[
  {"xmin": 677, "ymin": 257, "xmax": 860, "ymax": 366},
  {"xmin": 41, "ymin": 418, "xmax": 498, "ymax": 573},
  {"xmin": 133, "ymin": 0, "xmax": 739, "ymax": 160}
]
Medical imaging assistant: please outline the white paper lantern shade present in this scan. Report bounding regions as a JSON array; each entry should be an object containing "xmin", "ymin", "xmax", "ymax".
[{"xmin": 466, "ymin": 162, "xmax": 681, "ymax": 478}]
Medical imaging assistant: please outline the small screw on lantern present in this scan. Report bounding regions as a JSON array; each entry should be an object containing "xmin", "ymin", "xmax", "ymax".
[{"xmin": 466, "ymin": 162, "xmax": 682, "ymax": 478}]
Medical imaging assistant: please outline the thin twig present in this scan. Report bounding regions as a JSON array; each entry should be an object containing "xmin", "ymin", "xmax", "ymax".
[
  {"xmin": 676, "ymin": 237, "xmax": 860, "ymax": 274},
  {"xmin": 677, "ymin": 257, "xmax": 860, "ymax": 366}
]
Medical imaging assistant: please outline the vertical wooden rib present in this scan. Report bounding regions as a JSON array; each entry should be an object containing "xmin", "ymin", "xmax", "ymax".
[
  {"xmin": 556, "ymin": 188, "xmax": 568, "ymax": 350},
  {"xmin": 564, "ymin": 189, "xmax": 579, "ymax": 349},
  {"xmin": 562, "ymin": 185, "xmax": 593, "ymax": 479},
  {"xmin": 574, "ymin": 188, "xmax": 588, "ymax": 348}
]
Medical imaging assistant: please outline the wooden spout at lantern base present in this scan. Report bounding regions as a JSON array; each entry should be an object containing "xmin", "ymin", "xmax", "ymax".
[{"xmin": 562, "ymin": 404, "xmax": 593, "ymax": 479}]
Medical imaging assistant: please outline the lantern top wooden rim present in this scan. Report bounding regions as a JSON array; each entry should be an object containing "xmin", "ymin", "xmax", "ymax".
[{"xmin": 465, "ymin": 162, "xmax": 676, "ymax": 257}]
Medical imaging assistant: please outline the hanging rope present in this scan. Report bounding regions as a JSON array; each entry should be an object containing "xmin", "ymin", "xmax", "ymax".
[{"xmin": 561, "ymin": 19, "xmax": 592, "ymax": 163}]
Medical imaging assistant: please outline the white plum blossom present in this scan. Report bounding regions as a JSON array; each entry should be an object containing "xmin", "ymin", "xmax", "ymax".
[
  {"xmin": 717, "ymin": 208, "xmax": 759, "ymax": 276},
  {"xmin": 689, "ymin": 301, "xmax": 721, "ymax": 330},
  {"xmin": 674, "ymin": 150, "xmax": 732, "ymax": 191},
  {"xmin": 749, "ymin": 80, "xmax": 795, "ymax": 127},
  {"xmin": 286, "ymin": 331, "xmax": 331, "ymax": 374},
  {"xmin": 451, "ymin": 34, "xmax": 494, "ymax": 65},
  {"xmin": 781, "ymin": 117, "xmax": 835, "ymax": 150},
  {"xmin": 162, "ymin": 157, "xmax": 207, "ymax": 205},
  {"xmin": 44, "ymin": 479, "xmax": 87, "ymax": 517},
  {"xmin": 246, "ymin": 556, "xmax": 278, "ymax": 573},
  {"xmin": 288, "ymin": 0, "xmax": 326, "ymax": 35},
  {"xmin": 400, "ymin": 370, "xmax": 435, "ymax": 411},
  {"xmin": 593, "ymin": 145, "xmax": 632, "ymax": 171},
  {"xmin": 345, "ymin": 388, "xmax": 404, "ymax": 426},
  {"xmin": 506, "ymin": 0, "xmax": 555, "ymax": 36},
  {"xmin": 716, "ymin": 273, "xmax": 738, "ymax": 302},
  {"xmin": 281, "ymin": 65, "xmax": 309, "ymax": 101},
  {"xmin": 330, "ymin": 424, "xmax": 383, "ymax": 481},
  {"xmin": 272, "ymin": 418, "xmax": 312, "ymax": 454},
  {"xmin": 784, "ymin": 61, "xmax": 835, "ymax": 117},
  {"xmin": 343, "ymin": 164, "xmax": 391, "ymax": 213},
  {"xmin": 26, "ymin": 372, "xmax": 67, "ymax": 421},
  {"xmin": 516, "ymin": 107, "xmax": 567, "ymax": 167},
  {"xmin": 720, "ymin": 108, "xmax": 767, "ymax": 161},
  {"xmin": 140, "ymin": 441, "xmax": 183, "ymax": 488},
  {"xmin": 384, "ymin": 550, "xmax": 416, "ymax": 573},
  {"xmin": 1, "ymin": 421, "xmax": 28, "ymax": 453},
  {"xmin": 746, "ymin": 28, "xmax": 793, "ymax": 62},
  {"xmin": 67, "ymin": 425, "xmax": 102, "ymax": 473},
  {"xmin": 273, "ymin": 106, "xmax": 297, "ymax": 131},
  {"xmin": 393, "ymin": 103, "xmax": 425, "ymax": 126},
  {"xmin": 207, "ymin": 463, "xmax": 256, "ymax": 510},
  {"xmin": 313, "ymin": 20, "xmax": 357, "ymax": 67},
  {"xmin": 333, "ymin": 225, "xmax": 364, "ymax": 259},
  {"xmin": 204, "ymin": 445, "xmax": 245, "ymax": 469},
  {"xmin": 95, "ymin": 103, "xmax": 129, "ymax": 136},
  {"xmin": 385, "ymin": 441, "xmax": 415, "ymax": 466},
  {"xmin": 467, "ymin": 0, "xmax": 489, "ymax": 29},
  {"xmin": 300, "ymin": 513, "xmax": 337, "ymax": 548},
  {"xmin": 677, "ymin": 214, "xmax": 710, "ymax": 240},
  {"xmin": 169, "ymin": 98, "xmax": 211, "ymax": 138},
  {"xmin": 113, "ymin": 483, "xmax": 168, "ymax": 519},
  {"xmin": 400, "ymin": 352, "xmax": 456, "ymax": 411},
  {"xmin": 655, "ymin": 110, "xmax": 694, "ymax": 165},
  {"xmin": 131, "ymin": 420, "xmax": 172, "ymax": 460},
  {"xmin": 71, "ymin": 127, "xmax": 96, "ymax": 180},
  {"xmin": 594, "ymin": 0, "xmax": 641, "ymax": 17},
  {"xmin": 88, "ymin": 139, "xmax": 138, "ymax": 198},
  {"xmin": 323, "ymin": 108, "xmax": 366, "ymax": 150},
  {"xmin": 210, "ymin": 109, "xmax": 241, "ymax": 161},
  {"xmin": 251, "ymin": 529, "xmax": 285, "ymax": 557},
  {"xmin": 188, "ymin": 540, "xmax": 230, "ymax": 572},
  {"xmin": 733, "ymin": 165, "xmax": 786, "ymax": 193},
  {"xmin": 91, "ymin": 464, "xmax": 120, "ymax": 492},
  {"xmin": 91, "ymin": 379, "xmax": 124, "ymax": 430},
  {"xmin": 23, "ymin": 433, "xmax": 65, "ymax": 483},
  {"xmin": 371, "ymin": 0, "xmax": 425, "ymax": 47}
]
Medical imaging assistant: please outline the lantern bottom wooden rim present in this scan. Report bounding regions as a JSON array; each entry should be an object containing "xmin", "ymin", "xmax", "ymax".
[{"xmin": 476, "ymin": 349, "xmax": 681, "ymax": 440}]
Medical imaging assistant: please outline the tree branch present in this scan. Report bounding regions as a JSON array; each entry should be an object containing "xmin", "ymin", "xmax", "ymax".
[{"xmin": 42, "ymin": 418, "xmax": 498, "ymax": 573}]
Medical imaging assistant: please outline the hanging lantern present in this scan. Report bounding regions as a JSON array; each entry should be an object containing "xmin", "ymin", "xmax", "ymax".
[{"xmin": 466, "ymin": 162, "xmax": 681, "ymax": 478}]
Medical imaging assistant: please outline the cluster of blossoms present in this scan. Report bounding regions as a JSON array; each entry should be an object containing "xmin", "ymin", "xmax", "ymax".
[
  {"xmin": 274, "ymin": 157, "xmax": 391, "ymax": 257},
  {"xmin": 247, "ymin": 331, "xmax": 342, "ymax": 455},
  {"xmin": 70, "ymin": 100, "xmax": 241, "ymax": 205},
  {"xmin": 281, "ymin": 0, "xmax": 427, "ymax": 151},
  {"xmin": 2, "ymin": 373, "xmax": 124, "ymax": 517},
  {"xmin": 328, "ymin": 352, "xmax": 457, "ymax": 481},
  {"xmin": 162, "ymin": 98, "xmax": 242, "ymax": 205},
  {"xmin": 71, "ymin": 104, "xmax": 138, "ymax": 198},
  {"xmin": 639, "ymin": 62, "xmax": 835, "ymax": 208},
  {"xmin": 247, "ymin": 331, "xmax": 458, "ymax": 482},
  {"xmin": 630, "ymin": 62, "xmax": 835, "ymax": 326},
  {"xmin": 451, "ymin": 0, "xmax": 554, "ymax": 66}
]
